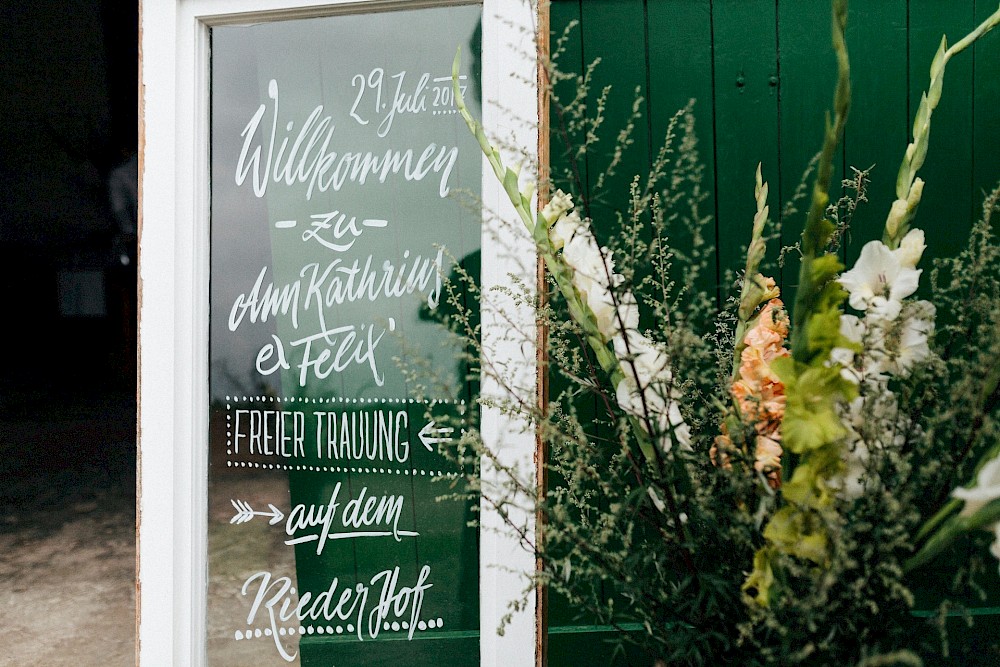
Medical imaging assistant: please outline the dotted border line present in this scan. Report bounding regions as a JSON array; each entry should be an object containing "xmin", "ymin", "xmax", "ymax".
[
  {"xmin": 225, "ymin": 395, "xmax": 466, "ymax": 406},
  {"xmin": 223, "ymin": 397, "xmax": 465, "ymax": 477},
  {"xmin": 224, "ymin": 460, "xmax": 458, "ymax": 477},
  {"xmin": 234, "ymin": 617, "xmax": 446, "ymax": 641}
]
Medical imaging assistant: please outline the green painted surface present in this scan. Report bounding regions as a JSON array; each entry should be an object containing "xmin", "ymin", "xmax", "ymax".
[
  {"xmin": 843, "ymin": 0, "xmax": 908, "ymax": 264},
  {"xmin": 578, "ymin": 0, "xmax": 650, "ymax": 224},
  {"xmin": 974, "ymin": 1, "xmax": 1000, "ymax": 212},
  {"xmin": 776, "ymin": 0, "xmax": 840, "ymax": 303},
  {"xmin": 909, "ymin": 0, "xmax": 976, "ymax": 260},
  {"xmin": 710, "ymin": 0, "xmax": 780, "ymax": 295},
  {"xmin": 646, "ymin": 0, "xmax": 717, "ymax": 298}
]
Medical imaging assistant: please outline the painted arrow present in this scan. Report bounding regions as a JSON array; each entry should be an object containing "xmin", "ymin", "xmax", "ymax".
[
  {"xmin": 230, "ymin": 499, "xmax": 284, "ymax": 526},
  {"xmin": 417, "ymin": 420, "xmax": 454, "ymax": 451}
]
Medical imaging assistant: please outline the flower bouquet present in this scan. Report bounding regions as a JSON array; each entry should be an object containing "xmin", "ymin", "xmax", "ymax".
[{"xmin": 444, "ymin": 1, "xmax": 1000, "ymax": 664}]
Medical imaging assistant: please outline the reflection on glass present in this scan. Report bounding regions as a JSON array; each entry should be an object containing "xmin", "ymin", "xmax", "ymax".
[{"xmin": 209, "ymin": 6, "xmax": 482, "ymax": 665}]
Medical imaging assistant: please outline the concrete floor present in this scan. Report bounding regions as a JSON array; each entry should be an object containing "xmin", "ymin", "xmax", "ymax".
[{"xmin": 0, "ymin": 389, "xmax": 135, "ymax": 666}]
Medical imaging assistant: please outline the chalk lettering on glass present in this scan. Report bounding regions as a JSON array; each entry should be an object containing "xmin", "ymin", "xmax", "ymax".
[
  {"xmin": 241, "ymin": 565, "xmax": 434, "ymax": 661},
  {"xmin": 235, "ymin": 79, "xmax": 458, "ymax": 200},
  {"xmin": 299, "ymin": 210, "xmax": 388, "ymax": 252},
  {"xmin": 283, "ymin": 482, "xmax": 417, "ymax": 554},
  {"xmin": 228, "ymin": 247, "xmax": 445, "ymax": 333}
]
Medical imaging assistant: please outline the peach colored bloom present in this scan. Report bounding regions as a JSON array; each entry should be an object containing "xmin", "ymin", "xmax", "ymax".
[
  {"xmin": 711, "ymin": 430, "xmax": 735, "ymax": 470},
  {"xmin": 754, "ymin": 435, "xmax": 783, "ymax": 489},
  {"xmin": 715, "ymin": 294, "xmax": 789, "ymax": 488}
]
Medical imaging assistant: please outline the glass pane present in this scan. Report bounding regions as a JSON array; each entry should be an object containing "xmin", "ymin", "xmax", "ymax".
[{"xmin": 208, "ymin": 6, "xmax": 482, "ymax": 664}]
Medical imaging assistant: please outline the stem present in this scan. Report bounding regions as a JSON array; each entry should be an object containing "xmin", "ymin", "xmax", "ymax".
[
  {"xmin": 915, "ymin": 498, "xmax": 961, "ymax": 543},
  {"xmin": 905, "ymin": 498, "xmax": 1000, "ymax": 573},
  {"xmin": 946, "ymin": 5, "xmax": 1000, "ymax": 59},
  {"xmin": 789, "ymin": 0, "xmax": 851, "ymax": 361},
  {"xmin": 883, "ymin": 5, "xmax": 1000, "ymax": 247}
]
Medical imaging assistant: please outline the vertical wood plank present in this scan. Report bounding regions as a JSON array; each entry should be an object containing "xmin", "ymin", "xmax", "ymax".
[
  {"xmin": 646, "ymin": 0, "xmax": 717, "ymax": 298},
  {"xmin": 776, "ymin": 0, "xmax": 841, "ymax": 301},
  {"xmin": 549, "ymin": 0, "xmax": 588, "ymax": 198},
  {"xmin": 578, "ymin": 0, "xmax": 651, "ymax": 233},
  {"xmin": 908, "ymin": 0, "xmax": 976, "ymax": 260},
  {"xmin": 844, "ymin": 1, "xmax": 909, "ymax": 261},
  {"xmin": 711, "ymin": 0, "xmax": 780, "ymax": 295},
  {"xmin": 577, "ymin": 1, "xmax": 651, "ymax": 627},
  {"xmin": 973, "ymin": 2, "xmax": 1000, "ymax": 214}
]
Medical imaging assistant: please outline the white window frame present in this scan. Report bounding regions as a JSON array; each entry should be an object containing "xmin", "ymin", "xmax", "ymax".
[{"xmin": 137, "ymin": 0, "xmax": 539, "ymax": 664}]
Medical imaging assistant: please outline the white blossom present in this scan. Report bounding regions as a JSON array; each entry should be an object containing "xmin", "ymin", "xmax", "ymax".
[
  {"xmin": 953, "ymin": 457, "xmax": 1000, "ymax": 518},
  {"xmin": 953, "ymin": 458, "xmax": 1000, "ymax": 573},
  {"xmin": 891, "ymin": 301, "xmax": 935, "ymax": 376},
  {"xmin": 541, "ymin": 189, "xmax": 574, "ymax": 224},
  {"xmin": 839, "ymin": 240, "xmax": 921, "ymax": 321},
  {"xmin": 549, "ymin": 210, "xmax": 584, "ymax": 251},
  {"xmin": 613, "ymin": 330, "xmax": 671, "ymax": 390},
  {"xmin": 613, "ymin": 332, "xmax": 691, "ymax": 452},
  {"xmin": 616, "ymin": 377, "xmax": 691, "ymax": 452}
]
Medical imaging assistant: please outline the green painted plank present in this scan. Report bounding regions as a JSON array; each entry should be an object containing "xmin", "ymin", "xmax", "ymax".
[
  {"xmin": 578, "ymin": 0, "xmax": 651, "ymax": 232},
  {"xmin": 550, "ymin": 0, "xmax": 588, "ymax": 198},
  {"xmin": 776, "ymin": 0, "xmax": 842, "ymax": 304},
  {"xmin": 646, "ymin": 0, "xmax": 717, "ymax": 299},
  {"xmin": 973, "ymin": 1, "xmax": 1000, "ymax": 214},
  {"xmin": 843, "ymin": 1, "xmax": 909, "ymax": 262},
  {"xmin": 300, "ymin": 633, "xmax": 479, "ymax": 666},
  {"xmin": 548, "ymin": 0, "xmax": 655, "ymax": 636},
  {"xmin": 908, "ymin": 0, "xmax": 976, "ymax": 260},
  {"xmin": 576, "ymin": 0, "xmax": 652, "ymax": 631},
  {"xmin": 711, "ymin": 0, "xmax": 781, "ymax": 295},
  {"xmin": 548, "ymin": 627, "xmax": 654, "ymax": 666},
  {"xmin": 547, "ymin": 0, "xmax": 590, "ymax": 634}
]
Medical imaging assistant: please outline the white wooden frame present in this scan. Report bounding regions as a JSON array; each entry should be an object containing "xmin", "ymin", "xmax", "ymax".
[{"xmin": 138, "ymin": 0, "xmax": 539, "ymax": 664}]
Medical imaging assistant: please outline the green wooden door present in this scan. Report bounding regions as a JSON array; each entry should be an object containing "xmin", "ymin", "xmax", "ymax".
[{"xmin": 548, "ymin": 1, "xmax": 1000, "ymax": 664}]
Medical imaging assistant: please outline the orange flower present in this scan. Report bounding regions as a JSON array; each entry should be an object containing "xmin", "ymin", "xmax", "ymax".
[
  {"xmin": 754, "ymin": 435, "xmax": 783, "ymax": 489},
  {"xmin": 716, "ymin": 294, "xmax": 789, "ymax": 486}
]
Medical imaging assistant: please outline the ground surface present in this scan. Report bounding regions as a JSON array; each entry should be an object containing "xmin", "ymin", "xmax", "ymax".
[{"xmin": 0, "ymin": 388, "xmax": 135, "ymax": 667}]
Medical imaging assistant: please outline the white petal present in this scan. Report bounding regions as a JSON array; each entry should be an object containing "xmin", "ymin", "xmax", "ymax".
[
  {"xmin": 550, "ymin": 210, "xmax": 583, "ymax": 250},
  {"xmin": 541, "ymin": 190, "xmax": 574, "ymax": 223},
  {"xmin": 888, "ymin": 266, "xmax": 921, "ymax": 305},
  {"xmin": 953, "ymin": 457, "xmax": 1000, "ymax": 517}
]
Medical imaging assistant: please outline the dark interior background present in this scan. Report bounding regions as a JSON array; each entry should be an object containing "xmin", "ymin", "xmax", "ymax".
[{"xmin": 0, "ymin": 0, "xmax": 138, "ymax": 527}]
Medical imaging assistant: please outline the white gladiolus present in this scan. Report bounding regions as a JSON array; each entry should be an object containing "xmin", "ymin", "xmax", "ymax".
[
  {"xmin": 839, "ymin": 240, "xmax": 921, "ymax": 321},
  {"xmin": 953, "ymin": 457, "xmax": 1000, "ymax": 518},
  {"xmin": 614, "ymin": 331, "xmax": 671, "ymax": 389},
  {"xmin": 616, "ymin": 376, "xmax": 691, "ymax": 452},
  {"xmin": 544, "ymin": 195, "xmax": 692, "ymax": 454},
  {"xmin": 953, "ymin": 457, "xmax": 1000, "ymax": 573},
  {"xmin": 891, "ymin": 301, "xmax": 935, "ymax": 376},
  {"xmin": 550, "ymin": 210, "xmax": 584, "ymax": 251},
  {"xmin": 613, "ymin": 331, "xmax": 691, "ymax": 452},
  {"xmin": 541, "ymin": 189, "xmax": 574, "ymax": 224}
]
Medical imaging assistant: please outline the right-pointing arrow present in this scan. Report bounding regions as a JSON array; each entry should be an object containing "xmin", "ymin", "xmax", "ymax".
[{"xmin": 229, "ymin": 499, "xmax": 285, "ymax": 526}]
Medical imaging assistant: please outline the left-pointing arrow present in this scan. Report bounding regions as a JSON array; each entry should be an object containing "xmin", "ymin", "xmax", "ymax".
[{"xmin": 417, "ymin": 420, "xmax": 455, "ymax": 451}]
